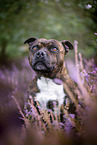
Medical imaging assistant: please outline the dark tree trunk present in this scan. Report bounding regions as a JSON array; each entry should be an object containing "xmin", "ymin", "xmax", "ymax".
[
  {"xmin": 0, "ymin": 39, "xmax": 7, "ymax": 56},
  {"xmin": 0, "ymin": 39, "xmax": 8, "ymax": 65},
  {"xmin": 94, "ymin": 53, "xmax": 97, "ymax": 66}
]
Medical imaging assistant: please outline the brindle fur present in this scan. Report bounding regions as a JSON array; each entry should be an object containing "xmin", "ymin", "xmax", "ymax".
[{"xmin": 24, "ymin": 37, "xmax": 76, "ymax": 117}]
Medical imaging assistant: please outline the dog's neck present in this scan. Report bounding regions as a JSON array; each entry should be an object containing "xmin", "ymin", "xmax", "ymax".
[
  {"xmin": 36, "ymin": 64, "xmax": 68, "ymax": 80},
  {"xmin": 35, "ymin": 64, "xmax": 75, "ymax": 91}
]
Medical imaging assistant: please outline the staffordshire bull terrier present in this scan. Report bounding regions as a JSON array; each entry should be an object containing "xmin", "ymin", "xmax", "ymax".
[{"xmin": 24, "ymin": 37, "xmax": 76, "ymax": 118}]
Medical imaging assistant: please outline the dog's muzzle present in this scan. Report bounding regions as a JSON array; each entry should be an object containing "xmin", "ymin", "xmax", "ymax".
[
  {"xmin": 36, "ymin": 50, "xmax": 46, "ymax": 59},
  {"xmin": 32, "ymin": 50, "xmax": 54, "ymax": 71}
]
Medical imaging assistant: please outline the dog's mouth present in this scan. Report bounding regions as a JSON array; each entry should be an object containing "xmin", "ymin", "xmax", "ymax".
[{"xmin": 33, "ymin": 61, "xmax": 54, "ymax": 71}]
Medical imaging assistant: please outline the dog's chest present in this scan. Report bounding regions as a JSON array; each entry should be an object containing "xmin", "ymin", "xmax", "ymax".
[{"xmin": 36, "ymin": 77, "xmax": 66, "ymax": 109}]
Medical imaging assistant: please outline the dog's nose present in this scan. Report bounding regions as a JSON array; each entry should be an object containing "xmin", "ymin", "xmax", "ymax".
[
  {"xmin": 47, "ymin": 100, "xmax": 58, "ymax": 110},
  {"xmin": 36, "ymin": 51, "xmax": 45, "ymax": 58}
]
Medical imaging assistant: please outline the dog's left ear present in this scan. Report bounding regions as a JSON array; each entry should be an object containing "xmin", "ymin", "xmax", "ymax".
[
  {"xmin": 24, "ymin": 37, "xmax": 37, "ymax": 44},
  {"xmin": 61, "ymin": 40, "xmax": 74, "ymax": 54}
]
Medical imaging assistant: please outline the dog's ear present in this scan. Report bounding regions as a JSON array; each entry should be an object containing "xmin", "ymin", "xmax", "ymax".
[
  {"xmin": 61, "ymin": 40, "xmax": 74, "ymax": 54},
  {"xmin": 24, "ymin": 37, "xmax": 37, "ymax": 44}
]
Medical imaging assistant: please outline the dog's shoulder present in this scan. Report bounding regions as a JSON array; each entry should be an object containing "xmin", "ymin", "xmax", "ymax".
[
  {"xmin": 28, "ymin": 76, "xmax": 40, "ymax": 95},
  {"xmin": 60, "ymin": 67, "xmax": 76, "ymax": 91}
]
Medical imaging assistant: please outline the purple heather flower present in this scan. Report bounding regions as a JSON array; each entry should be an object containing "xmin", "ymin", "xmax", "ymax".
[
  {"xmin": 85, "ymin": 78, "xmax": 88, "ymax": 81},
  {"xmin": 93, "ymin": 71, "xmax": 96, "ymax": 74},
  {"xmin": 30, "ymin": 108, "xmax": 34, "ymax": 112},
  {"xmin": 25, "ymin": 109, "xmax": 28, "ymax": 114},
  {"xmin": 29, "ymin": 95, "xmax": 32, "ymax": 99},
  {"xmin": 28, "ymin": 111, "xmax": 32, "ymax": 115},
  {"xmin": 27, "ymin": 102, "xmax": 31, "ymax": 106},
  {"xmin": 90, "ymin": 72, "xmax": 94, "ymax": 74},
  {"xmin": 95, "ymin": 68, "xmax": 97, "ymax": 71},
  {"xmin": 69, "ymin": 114, "xmax": 75, "ymax": 119}
]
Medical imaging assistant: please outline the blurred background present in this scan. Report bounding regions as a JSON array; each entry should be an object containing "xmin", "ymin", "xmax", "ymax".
[{"xmin": 0, "ymin": 0, "xmax": 97, "ymax": 66}]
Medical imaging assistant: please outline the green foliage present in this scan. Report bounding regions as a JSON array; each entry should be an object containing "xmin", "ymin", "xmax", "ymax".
[{"xmin": 0, "ymin": 0, "xmax": 97, "ymax": 58}]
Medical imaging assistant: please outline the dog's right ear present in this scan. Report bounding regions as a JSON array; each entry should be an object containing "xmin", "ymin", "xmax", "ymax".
[
  {"xmin": 61, "ymin": 40, "xmax": 74, "ymax": 55},
  {"xmin": 24, "ymin": 37, "xmax": 37, "ymax": 44}
]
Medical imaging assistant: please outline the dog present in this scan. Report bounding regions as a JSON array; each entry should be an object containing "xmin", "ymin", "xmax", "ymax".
[{"xmin": 24, "ymin": 37, "xmax": 76, "ymax": 120}]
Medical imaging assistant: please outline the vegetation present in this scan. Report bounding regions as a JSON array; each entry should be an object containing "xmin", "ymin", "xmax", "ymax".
[
  {"xmin": 0, "ymin": 42, "xmax": 97, "ymax": 145},
  {"xmin": 0, "ymin": 0, "xmax": 97, "ymax": 61}
]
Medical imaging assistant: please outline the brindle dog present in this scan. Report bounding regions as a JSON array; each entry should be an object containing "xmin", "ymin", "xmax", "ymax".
[{"xmin": 24, "ymin": 37, "xmax": 76, "ymax": 122}]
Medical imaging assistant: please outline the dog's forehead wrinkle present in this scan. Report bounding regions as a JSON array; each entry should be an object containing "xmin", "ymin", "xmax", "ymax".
[
  {"xmin": 38, "ymin": 39, "xmax": 59, "ymax": 44},
  {"xmin": 33, "ymin": 39, "xmax": 63, "ymax": 50}
]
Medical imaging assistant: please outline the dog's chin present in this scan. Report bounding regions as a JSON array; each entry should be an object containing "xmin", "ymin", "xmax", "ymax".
[{"xmin": 32, "ymin": 62, "xmax": 53, "ymax": 72}]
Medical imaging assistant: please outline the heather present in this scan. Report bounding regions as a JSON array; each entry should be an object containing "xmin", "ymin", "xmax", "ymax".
[{"xmin": 0, "ymin": 41, "xmax": 97, "ymax": 145}]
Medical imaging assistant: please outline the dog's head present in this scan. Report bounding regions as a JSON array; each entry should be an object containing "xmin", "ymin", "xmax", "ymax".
[{"xmin": 24, "ymin": 37, "xmax": 74, "ymax": 78}]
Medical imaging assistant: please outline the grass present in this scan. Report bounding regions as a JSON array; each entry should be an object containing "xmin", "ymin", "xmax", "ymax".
[{"xmin": 0, "ymin": 41, "xmax": 97, "ymax": 145}]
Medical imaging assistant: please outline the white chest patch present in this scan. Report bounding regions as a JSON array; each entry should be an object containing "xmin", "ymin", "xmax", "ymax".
[{"xmin": 36, "ymin": 77, "xmax": 66, "ymax": 109}]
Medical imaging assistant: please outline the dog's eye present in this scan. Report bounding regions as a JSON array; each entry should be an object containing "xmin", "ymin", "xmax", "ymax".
[
  {"xmin": 51, "ymin": 47, "xmax": 58, "ymax": 52},
  {"xmin": 32, "ymin": 46, "xmax": 38, "ymax": 51}
]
